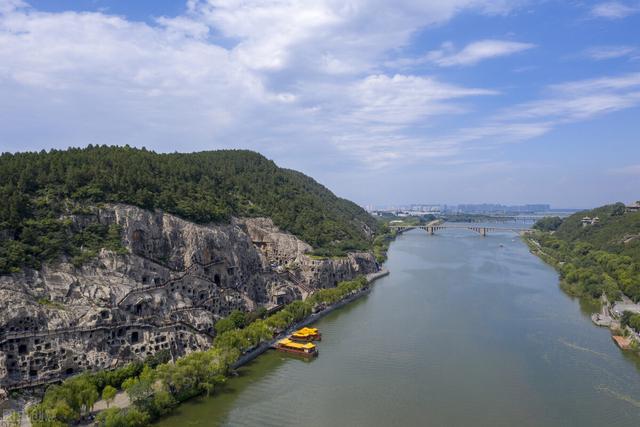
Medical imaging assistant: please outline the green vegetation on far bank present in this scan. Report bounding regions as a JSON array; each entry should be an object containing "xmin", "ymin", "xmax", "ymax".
[
  {"xmin": 529, "ymin": 204, "xmax": 640, "ymax": 303},
  {"xmin": 372, "ymin": 222, "xmax": 396, "ymax": 263},
  {"xmin": 532, "ymin": 216, "xmax": 563, "ymax": 232},
  {"xmin": 0, "ymin": 146, "xmax": 378, "ymax": 274},
  {"xmin": 28, "ymin": 277, "xmax": 370, "ymax": 427},
  {"xmin": 621, "ymin": 311, "xmax": 640, "ymax": 333},
  {"xmin": 368, "ymin": 215, "xmax": 440, "ymax": 263},
  {"xmin": 553, "ymin": 203, "xmax": 640, "ymax": 258},
  {"xmin": 443, "ymin": 213, "xmax": 503, "ymax": 223}
]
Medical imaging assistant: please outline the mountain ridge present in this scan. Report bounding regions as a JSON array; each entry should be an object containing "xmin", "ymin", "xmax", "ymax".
[{"xmin": 0, "ymin": 146, "xmax": 378, "ymax": 273}]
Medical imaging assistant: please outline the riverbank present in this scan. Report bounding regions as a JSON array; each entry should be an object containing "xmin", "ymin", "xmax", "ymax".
[
  {"xmin": 27, "ymin": 269, "xmax": 390, "ymax": 426},
  {"xmin": 231, "ymin": 269, "xmax": 389, "ymax": 369},
  {"xmin": 154, "ymin": 226, "xmax": 640, "ymax": 427},
  {"xmin": 524, "ymin": 234, "xmax": 640, "ymax": 355}
]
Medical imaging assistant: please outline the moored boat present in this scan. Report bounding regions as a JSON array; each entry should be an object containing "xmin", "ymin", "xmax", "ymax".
[
  {"xmin": 275, "ymin": 338, "xmax": 318, "ymax": 357},
  {"xmin": 291, "ymin": 327, "xmax": 322, "ymax": 342}
]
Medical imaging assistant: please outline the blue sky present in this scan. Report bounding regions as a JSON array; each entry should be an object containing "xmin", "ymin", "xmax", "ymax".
[{"xmin": 1, "ymin": 0, "xmax": 639, "ymax": 208}]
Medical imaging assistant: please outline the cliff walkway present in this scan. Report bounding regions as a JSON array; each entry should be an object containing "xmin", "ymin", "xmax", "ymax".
[{"xmin": 116, "ymin": 257, "xmax": 225, "ymax": 306}]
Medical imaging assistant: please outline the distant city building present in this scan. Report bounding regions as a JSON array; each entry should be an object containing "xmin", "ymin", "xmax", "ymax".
[
  {"xmin": 452, "ymin": 204, "xmax": 551, "ymax": 215},
  {"xmin": 409, "ymin": 204, "xmax": 443, "ymax": 213},
  {"xmin": 367, "ymin": 203, "xmax": 554, "ymax": 217}
]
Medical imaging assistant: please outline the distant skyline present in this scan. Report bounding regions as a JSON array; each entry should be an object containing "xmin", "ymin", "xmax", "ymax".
[{"xmin": 1, "ymin": 0, "xmax": 639, "ymax": 208}]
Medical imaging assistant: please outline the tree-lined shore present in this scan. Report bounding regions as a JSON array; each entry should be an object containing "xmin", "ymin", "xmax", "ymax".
[
  {"xmin": 527, "ymin": 203, "xmax": 640, "ymax": 351},
  {"xmin": 25, "ymin": 277, "xmax": 372, "ymax": 427}
]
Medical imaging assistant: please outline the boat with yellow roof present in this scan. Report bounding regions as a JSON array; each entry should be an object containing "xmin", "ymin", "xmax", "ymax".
[
  {"xmin": 291, "ymin": 327, "xmax": 322, "ymax": 342},
  {"xmin": 275, "ymin": 338, "xmax": 318, "ymax": 357}
]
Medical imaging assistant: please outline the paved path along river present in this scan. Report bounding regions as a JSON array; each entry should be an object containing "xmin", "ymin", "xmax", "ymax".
[{"xmin": 156, "ymin": 227, "xmax": 640, "ymax": 426}]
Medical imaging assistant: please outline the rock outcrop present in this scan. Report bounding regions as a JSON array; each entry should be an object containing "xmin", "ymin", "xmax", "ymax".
[{"xmin": 0, "ymin": 204, "xmax": 378, "ymax": 390}]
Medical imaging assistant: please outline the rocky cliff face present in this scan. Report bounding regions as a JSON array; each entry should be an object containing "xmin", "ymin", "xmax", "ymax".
[{"xmin": 0, "ymin": 204, "xmax": 378, "ymax": 390}]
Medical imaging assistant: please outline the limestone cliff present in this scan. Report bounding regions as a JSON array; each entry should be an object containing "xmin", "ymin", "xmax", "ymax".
[{"xmin": 0, "ymin": 204, "xmax": 378, "ymax": 390}]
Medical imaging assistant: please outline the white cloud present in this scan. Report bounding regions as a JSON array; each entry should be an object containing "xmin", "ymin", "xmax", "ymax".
[
  {"xmin": 0, "ymin": 0, "xmax": 521, "ymax": 163},
  {"xmin": 0, "ymin": 3, "xmax": 280, "ymax": 151},
  {"xmin": 584, "ymin": 45, "xmax": 637, "ymax": 60},
  {"xmin": 188, "ymin": 0, "xmax": 521, "ymax": 73},
  {"xmin": 1, "ymin": 0, "xmax": 638, "ymax": 177},
  {"xmin": 480, "ymin": 73, "xmax": 640, "ymax": 127},
  {"xmin": 506, "ymin": 93, "xmax": 640, "ymax": 121},
  {"xmin": 591, "ymin": 2, "xmax": 639, "ymax": 19},
  {"xmin": 156, "ymin": 16, "xmax": 210, "ymax": 40},
  {"xmin": 426, "ymin": 39, "xmax": 535, "ymax": 67},
  {"xmin": 261, "ymin": 72, "xmax": 497, "ymax": 168},
  {"xmin": 0, "ymin": 0, "xmax": 24, "ymax": 14},
  {"xmin": 422, "ymin": 72, "xmax": 640, "ymax": 158},
  {"xmin": 346, "ymin": 74, "xmax": 496, "ymax": 125},
  {"xmin": 549, "ymin": 73, "xmax": 640, "ymax": 94},
  {"xmin": 321, "ymin": 74, "xmax": 496, "ymax": 167},
  {"xmin": 194, "ymin": 0, "xmax": 341, "ymax": 71},
  {"xmin": 611, "ymin": 164, "xmax": 640, "ymax": 175}
]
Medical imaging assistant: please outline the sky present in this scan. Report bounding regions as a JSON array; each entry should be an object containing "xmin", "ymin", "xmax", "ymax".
[{"xmin": 0, "ymin": 0, "xmax": 639, "ymax": 208}]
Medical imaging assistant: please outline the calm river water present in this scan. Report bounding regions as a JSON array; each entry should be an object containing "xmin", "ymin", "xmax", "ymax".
[{"xmin": 157, "ymin": 227, "xmax": 640, "ymax": 427}]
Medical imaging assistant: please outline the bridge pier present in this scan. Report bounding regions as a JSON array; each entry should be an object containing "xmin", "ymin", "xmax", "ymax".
[{"xmin": 427, "ymin": 226, "xmax": 434, "ymax": 235}]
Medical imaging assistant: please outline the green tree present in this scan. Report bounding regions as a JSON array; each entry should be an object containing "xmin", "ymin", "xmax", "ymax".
[
  {"xmin": 95, "ymin": 407, "xmax": 150, "ymax": 427},
  {"xmin": 214, "ymin": 317, "xmax": 236, "ymax": 335},
  {"xmin": 123, "ymin": 367, "xmax": 155, "ymax": 408},
  {"xmin": 629, "ymin": 314, "xmax": 640, "ymax": 332},
  {"xmin": 6, "ymin": 411, "xmax": 22, "ymax": 427},
  {"xmin": 533, "ymin": 216, "xmax": 563, "ymax": 232},
  {"xmin": 75, "ymin": 377, "xmax": 99, "ymax": 416},
  {"xmin": 102, "ymin": 385, "xmax": 117, "ymax": 408},
  {"xmin": 1, "ymin": 146, "xmax": 380, "ymax": 273}
]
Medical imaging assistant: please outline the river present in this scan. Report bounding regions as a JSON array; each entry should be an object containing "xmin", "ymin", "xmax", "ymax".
[{"xmin": 156, "ymin": 227, "xmax": 640, "ymax": 426}]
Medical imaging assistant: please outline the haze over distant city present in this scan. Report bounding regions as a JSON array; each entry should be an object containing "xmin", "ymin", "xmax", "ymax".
[{"xmin": 1, "ymin": 0, "xmax": 639, "ymax": 208}]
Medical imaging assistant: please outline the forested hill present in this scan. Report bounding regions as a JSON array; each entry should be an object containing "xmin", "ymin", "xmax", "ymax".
[
  {"xmin": 0, "ymin": 146, "xmax": 378, "ymax": 273},
  {"xmin": 532, "ymin": 203, "xmax": 640, "ymax": 302},
  {"xmin": 554, "ymin": 203, "xmax": 640, "ymax": 260}
]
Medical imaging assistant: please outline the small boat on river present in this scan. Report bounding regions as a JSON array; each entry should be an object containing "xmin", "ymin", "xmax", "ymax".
[
  {"xmin": 275, "ymin": 338, "xmax": 318, "ymax": 357},
  {"xmin": 291, "ymin": 327, "xmax": 322, "ymax": 342}
]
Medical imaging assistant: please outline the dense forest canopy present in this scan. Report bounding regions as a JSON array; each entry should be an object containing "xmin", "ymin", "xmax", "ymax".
[
  {"xmin": 532, "ymin": 203, "xmax": 640, "ymax": 302},
  {"xmin": 532, "ymin": 216, "xmax": 563, "ymax": 232},
  {"xmin": 0, "ymin": 146, "xmax": 378, "ymax": 273},
  {"xmin": 553, "ymin": 203, "xmax": 640, "ymax": 259}
]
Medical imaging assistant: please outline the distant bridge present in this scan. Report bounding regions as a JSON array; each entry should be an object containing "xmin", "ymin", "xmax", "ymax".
[
  {"xmin": 389, "ymin": 224, "xmax": 531, "ymax": 237},
  {"xmin": 442, "ymin": 215, "xmax": 542, "ymax": 223}
]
